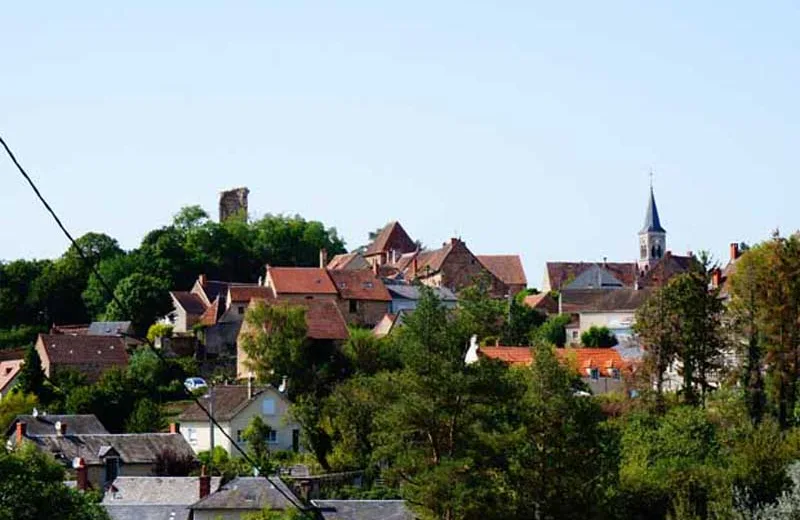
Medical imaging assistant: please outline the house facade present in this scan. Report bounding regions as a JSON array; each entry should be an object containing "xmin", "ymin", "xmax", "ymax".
[{"xmin": 179, "ymin": 385, "xmax": 300, "ymax": 455}]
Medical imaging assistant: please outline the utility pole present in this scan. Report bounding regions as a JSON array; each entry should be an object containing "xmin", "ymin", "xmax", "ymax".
[{"xmin": 208, "ymin": 385, "xmax": 215, "ymax": 473}]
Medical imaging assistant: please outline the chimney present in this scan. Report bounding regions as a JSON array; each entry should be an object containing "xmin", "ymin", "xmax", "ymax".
[
  {"xmin": 372, "ymin": 262, "xmax": 379, "ymax": 277},
  {"xmin": 687, "ymin": 250, "xmax": 693, "ymax": 258},
  {"xmin": 74, "ymin": 458, "xmax": 88, "ymax": 491},
  {"xmin": 56, "ymin": 421, "xmax": 67, "ymax": 436},
  {"xmin": 199, "ymin": 274, "xmax": 207, "ymax": 286},
  {"xmin": 730, "ymin": 243, "xmax": 740, "ymax": 261},
  {"xmin": 711, "ymin": 268, "xmax": 721, "ymax": 288},
  {"xmin": 169, "ymin": 422, "xmax": 180, "ymax": 434},
  {"xmin": 199, "ymin": 465, "xmax": 211, "ymax": 499},
  {"xmin": 15, "ymin": 421, "xmax": 26, "ymax": 445},
  {"xmin": 319, "ymin": 249, "xmax": 328, "ymax": 269}
]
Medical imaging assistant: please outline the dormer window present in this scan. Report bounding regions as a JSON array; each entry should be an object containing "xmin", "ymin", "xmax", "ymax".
[{"xmin": 588, "ymin": 368, "xmax": 600, "ymax": 380}]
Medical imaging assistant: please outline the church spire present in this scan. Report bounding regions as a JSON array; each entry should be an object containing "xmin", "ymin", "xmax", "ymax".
[
  {"xmin": 638, "ymin": 183, "xmax": 667, "ymax": 271},
  {"xmin": 640, "ymin": 186, "xmax": 666, "ymax": 234}
]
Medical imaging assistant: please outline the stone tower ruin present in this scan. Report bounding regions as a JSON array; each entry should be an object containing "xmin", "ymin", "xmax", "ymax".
[{"xmin": 219, "ymin": 187, "xmax": 250, "ymax": 222}]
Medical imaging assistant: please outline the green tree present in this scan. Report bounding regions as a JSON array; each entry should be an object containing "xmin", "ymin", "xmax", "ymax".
[
  {"xmin": 455, "ymin": 276, "xmax": 505, "ymax": 340},
  {"xmin": 499, "ymin": 292, "xmax": 546, "ymax": 345},
  {"xmin": 15, "ymin": 344, "xmax": 45, "ymax": 397},
  {"xmin": 581, "ymin": 325, "xmax": 618, "ymax": 347},
  {"xmin": 125, "ymin": 398, "xmax": 165, "ymax": 433},
  {"xmin": 0, "ymin": 392, "xmax": 37, "ymax": 432},
  {"xmin": 341, "ymin": 327, "xmax": 398, "ymax": 376},
  {"xmin": 104, "ymin": 273, "xmax": 171, "ymax": 335},
  {"xmin": 81, "ymin": 253, "xmax": 138, "ymax": 320},
  {"xmin": 242, "ymin": 416, "xmax": 276, "ymax": 474},
  {"xmin": 535, "ymin": 314, "xmax": 572, "ymax": 347},
  {"xmin": 0, "ymin": 443, "xmax": 109, "ymax": 520}
]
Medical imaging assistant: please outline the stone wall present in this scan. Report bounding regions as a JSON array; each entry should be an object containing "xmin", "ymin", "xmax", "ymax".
[{"xmin": 219, "ymin": 187, "xmax": 249, "ymax": 222}]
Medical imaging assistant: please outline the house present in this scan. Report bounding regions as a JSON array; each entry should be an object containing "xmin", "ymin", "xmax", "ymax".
[
  {"xmin": 189, "ymin": 476, "xmax": 303, "ymax": 520},
  {"xmin": 542, "ymin": 186, "xmax": 694, "ymax": 293},
  {"xmin": 0, "ymin": 359, "xmax": 22, "ymax": 400},
  {"xmin": 384, "ymin": 281, "xmax": 458, "ymax": 314},
  {"xmin": 713, "ymin": 242, "xmax": 745, "ymax": 299},
  {"xmin": 263, "ymin": 266, "xmax": 339, "ymax": 302},
  {"xmin": 35, "ymin": 333, "xmax": 129, "ymax": 382},
  {"xmin": 178, "ymin": 384, "xmax": 300, "ymax": 456},
  {"xmin": 312, "ymin": 500, "xmax": 415, "ymax": 520},
  {"xmin": 559, "ymin": 289, "xmax": 652, "ymax": 346},
  {"xmin": 475, "ymin": 344, "xmax": 636, "ymax": 395},
  {"xmin": 476, "ymin": 255, "xmax": 528, "ymax": 296},
  {"xmin": 5, "ymin": 413, "xmax": 109, "ymax": 438},
  {"xmin": 237, "ymin": 299, "xmax": 350, "ymax": 379},
  {"xmin": 363, "ymin": 221, "xmax": 418, "ymax": 267},
  {"xmin": 327, "ymin": 269, "xmax": 392, "ymax": 327},
  {"xmin": 87, "ymin": 321, "xmax": 134, "ymax": 337},
  {"xmin": 372, "ymin": 310, "xmax": 411, "ymax": 338},
  {"xmin": 327, "ymin": 251, "xmax": 370, "ymax": 271},
  {"xmin": 12, "ymin": 421, "xmax": 195, "ymax": 489},
  {"xmin": 523, "ymin": 293, "xmax": 559, "ymax": 315},
  {"xmin": 102, "ymin": 474, "xmax": 222, "ymax": 520}
]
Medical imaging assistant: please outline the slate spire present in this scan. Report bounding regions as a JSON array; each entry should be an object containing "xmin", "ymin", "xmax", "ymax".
[{"xmin": 640, "ymin": 186, "xmax": 666, "ymax": 234}]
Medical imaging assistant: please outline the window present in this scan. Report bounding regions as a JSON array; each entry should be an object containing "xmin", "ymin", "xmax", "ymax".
[
  {"xmin": 610, "ymin": 368, "xmax": 621, "ymax": 380},
  {"xmin": 238, "ymin": 306, "xmax": 245, "ymax": 315},
  {"xmin": 349, "ymin": 300, "xmax": 358, "ymax": 313},
  {"xmin": 104, "ymin": 457, "xmax": 120, "ymax": 484},
  {"xmin": 589, "ymin": 368, "xmax": 600, "ymax": 380},
  {"xmin": 187, "ymin": 428, "xmax": 197, "ymax": 446},
  {"xmin": 262, "ymin": 398, "xmax": 276, "ymax": 415},
  {"xmin": 571, "ymin": 330, "xmax": 579, "ymax": 340},
  {"xmin": 267, "ymin": 430, "xmax": 278, "ymax": 444},
  {"xmin": 237, "ymin": 430, "xmax": 244, "ymax": 442}
]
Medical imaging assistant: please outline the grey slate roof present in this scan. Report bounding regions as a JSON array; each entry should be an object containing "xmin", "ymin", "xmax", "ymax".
[
  {"xmin": 23, "ymin": 433, "xmax": 195, "ymax": 466},
  {"xmin": 312, "ymin": 500, "xmax": 414, "ymax": 520},
  {"xmin": 385, "ymin": 283, "xmax": 457, "ymax": 302},
  {"xmin": 190, "ymin": 476, "xmax": 301, "ymax": 511},
  {"xmin": 103, "ymin": 476, "xmax": 222, "ymax": 505},
  {"xmin": 564, "ymin": 265, "xmax": 625, "ymax": 290},
  {"xmin": 641, "ymin": 187, "xmax": 666, "ymax": 234},
  {"xmin": 88, "ymin": 321, "xmax": 133, "ymax": 336},
  {"xmin": 561, "ymin": 288, "xmax": 652, "ymax": 313},
  {"xmin": 179, "ymin": 385, "xmax": 289, "ymax": 422},
  {"xmin": 103, "ymin": 505, "xmax": 191, "ymax": 520},
  {"xmin": 6, "ymin": 414, "xmax": 109, "ymax": 437}
]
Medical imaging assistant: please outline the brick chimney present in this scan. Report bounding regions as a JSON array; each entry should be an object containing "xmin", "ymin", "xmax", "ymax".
[
  {"xmin": 15, "ymin": 421, "xmax": 26, "ymax": 445},
  {"xmin": 56, "ymin": 421, "xmax": 67, "ymax": 436},
  {"xmin": 730, "ymin": 243, "xmax": 740, "ymax": 262},
  {"xmin": 199, "ymin": 465, "xmax": 211, "ymax": 499},
  {"xmin": 169, "ymin": 422, "xmax": 180, "ymax": 434},
  {"xmin": 711, "ymin": 268, "xmax": 721, "ymax": 288},
  {"xmin": 74, "ymin": 458, "xmax": 88, "ymax": 491},
  {"xmin": 319, "ymin": 249, "xmax": 328, "ymax": 269}
]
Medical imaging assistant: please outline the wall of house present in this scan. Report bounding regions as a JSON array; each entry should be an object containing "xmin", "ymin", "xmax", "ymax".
[
  {"xmin": 579, "ymin": 311, "xmax": 637, "ymax": 344},
  {"xmin": 429, "ymin": 239, "xmax": 507, "ymax": 297},
  {"xmin": 336, "ymin": 300, "xmax": 390, "ymax": 328},
  {"xmin": 182, "ymin": 420, "xmax": 235, "ymax": 455},
  {"xmin": 68, "ymin": 462, "xmax": 154, "ymax": 490},
  {"xmin": 205, "ymin": 322, "xmax": 244, "ymax": 356},
  {"xmin": 227, "ymin": 390, "xmax": 299, "ymax": 454}
]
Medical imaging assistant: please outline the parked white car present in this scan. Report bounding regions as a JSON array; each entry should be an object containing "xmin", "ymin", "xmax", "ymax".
[{"xmin": 184, "ymin": 377, "xmax": 208, "ymax": 392}]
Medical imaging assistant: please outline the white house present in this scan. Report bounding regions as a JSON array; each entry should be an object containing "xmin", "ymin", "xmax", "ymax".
[
  {"xmin": 560, "ymin": 288, "xmax": 652, "ymax": 346},
  {"xmin": 178, "ymin": 384, "xmax": 300, "ymax": 456}
]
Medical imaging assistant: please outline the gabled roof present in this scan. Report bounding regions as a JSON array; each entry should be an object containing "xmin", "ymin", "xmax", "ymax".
[
  {"xmin": 87, "ymin": 322, "xmax": 133, "ymax": 336},
  {"xmin": 170, "ymin": 292, "xmax": 207, "ymax": 316},
  {"xmin": 639, "ymin": 253, "xmax": 697, "ymax": 288},
  {"xmin": 228, "ymin": 286, "xmax": 275, "ymax": 303},
  {"xmin": 564, "ymin": 264, "xmax": 624, "ymax": 290},
  {"xmin": 198, "ymin": 298, "xmax": 220, "ymax": 326},
  {"xmin": 327, "ymin": 252, "xmax": 369, "ymax": 271},
  {"xmin": 22, "ymin": 433, "xmax": 194, "ymax": 466},
  {"xmin": 103, "ymin": 504, "xmax": 191, "ymax": 520},
  {"xmin": 103, "ymin": 476, "xmax": 222, "ymax": 505},
  {"xmin": 36, "ymin": 334, "xmax": 129, "ymax": 375},
  {"xmin": 476, "ymin": 255, "xmax": 527, "ymax": 287},
  {"xmin": 384, "ymin": 283, "xmax": 457, "ymax": 302},
  {"xmin": 640, "ymin": 186, "xmax": 666, "ymax": 234},
  {"xmin": 523, "ymin": 293, "xmax": 558, "ymax": 314},
  {"xmin": 328, "ymin": 270, "xmax": 391, "ymax": 301},
  {"xmin": 312, "ymin": 500, "xmax": 414, "ymax": 520},
  {"xmin": 6, "ymin": 414, "xmax": 109, "ymax": 437},
  {"xmin": 0, "ymin": 360, "xmax": 22, "ymax": 394},
  {"xmin": 545, "ymin": 262, "xmax": 638, "ymax": 290},
  {"xmin": 190, "ymin": 477, "xmax": 300, "ymax": 511},
  {"xmin": 179, "ymin": 385, "xmax": 287, "ymax": 422},
  {"xmin": 244, "ymin": 299, "xmax": 350, "ymax": 341},
  {"xmin": 371, "ymin": 310, "xmax": 411, "ymax": 338},
  {"xmin": 200, "ymin": 280, "xmax": 233, "ymax": 305},
  {"xmin": 364, "ymin": 221, "xmax": 416, "ymax": 257},
  {"xmin": 560, "ymin": 289, "xmax": 652, "ymax": 313},
  {"xmin": 267, "ymin": 267, "xmax": 338, "ymax": 295},
  {"xmin": 411, "ymin": 243, "xmax": 453, "ymax": 277}
]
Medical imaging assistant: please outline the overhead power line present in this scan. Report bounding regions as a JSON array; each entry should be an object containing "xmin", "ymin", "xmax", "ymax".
[{"xmin": 0, "ymin": 134, "xmax": 309, "ymax": 513}]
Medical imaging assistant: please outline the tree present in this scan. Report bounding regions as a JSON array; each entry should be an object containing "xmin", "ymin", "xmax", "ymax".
[
  {"xmin": 81, "ymin": 253, "xmax": 138, "ymax": 320},
  {"xmin": 0, "ymin": 392, "xmax": 37, "ymax": 433},
  {"xmin": 104, "ymin": 273, "xmax": 171, "ymax": 335},
  {"xmin": 15, "ymin": 344, "xmax": 45, "ymax": 397},
  {"xmin": 535, "ymin": 314, "xmax": 572, "ymax": 347},
  {"xmin": 341, "ymin": 327, "xmax": 397, "ymax": 376},
  {"xmin": 455, "ymin": 276, "xmax": 505, "ymax": 340},
  {"xmin": 0, "ymin": 443, "xmax": 109, "ymax": 520},
  {"xmin": 125, "ymin": 398, "xmax": 165, "ymax": 433},
  {"xmin": 153, "ymin": 447, "xmax": 195, "ymax": 476},
  {"xmin": 581, "ymin": 325, "xmax": 618, "ymax": 348},
  {"xmin": 242, "ymin": 416, "xmax": 276, "ymax": 474},
  {"xmin": 146, "ymin": 323, "xmax": 174, "ymax": 343},
  {"xmin": 499, "ymin": 292, "xmax": 546, "ymax": 346}
]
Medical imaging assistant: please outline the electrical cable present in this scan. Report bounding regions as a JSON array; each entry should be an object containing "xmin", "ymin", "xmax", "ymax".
[{"xmin": 0, "ymin": 134, "xmax": 311, "ymax": 513}]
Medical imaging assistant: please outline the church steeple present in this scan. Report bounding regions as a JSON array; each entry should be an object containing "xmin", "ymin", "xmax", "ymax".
[{"xmin": 638, "ymin": 184, "xmax": 667, "ymax": 271}]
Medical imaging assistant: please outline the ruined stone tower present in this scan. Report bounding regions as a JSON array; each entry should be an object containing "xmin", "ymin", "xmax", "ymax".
[{"xmin": 219, "ymin": 187, "xmax": 250, "ymax": 222}]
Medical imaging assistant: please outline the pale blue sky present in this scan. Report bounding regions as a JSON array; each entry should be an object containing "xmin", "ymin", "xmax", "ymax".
[{"xmin": 2, "ymin": 2, "xmax": 799, "ymax": 287}]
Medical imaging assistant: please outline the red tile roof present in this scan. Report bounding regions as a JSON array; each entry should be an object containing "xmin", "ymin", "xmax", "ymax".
[
  {"xmin": 479, "ymin": 346, "xmax": 634, "ymax": 374},
  {"xmin": 171, "ymin": 292, "xmax": 208, "ymax": 316},
  {"xmin": 523, "ymin": 293, "xmax": 559, "ymax": 314},
  {"xmin": 248, "ymin": 299, "xmax": 350, "ymax": 340},
  {"xmin": 36, "ymin": 334, "xmax": 129, "ymax": 379},
  {"xmin": 199, "ymin": 298, "xmax": 220, "ymax": 326},
  {"xmin": 365, "ymin": 221, "xmax": 417, "ymax": 257},
  {"xmin": 327, "ymin": 252, "xmax": 367, "ymax": 270},
  {"xmin": 267, "ymin": 267, "xmax": 338, "ymax": 295},
  {"xmin": 328, "ymin": 270, "xmax": 391, "ymax": 301},
  {"xmin": 228, "ymin": 286, "xmax": 275, "ymax": 303},
  {"xmin": 477, "ymin": 255, "xmax": 527, "ymax": 286}
]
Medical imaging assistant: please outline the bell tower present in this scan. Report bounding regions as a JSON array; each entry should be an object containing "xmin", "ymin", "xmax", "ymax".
[{"xmin": 638, "ymin": 184, "xmax": 666, "ymax": 272}]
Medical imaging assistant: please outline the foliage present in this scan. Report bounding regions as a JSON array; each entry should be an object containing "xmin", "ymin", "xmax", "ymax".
[
  {"xmin": 341, "ymin": 327, "xmax": 398, "ymax": 376},
  {"xmin": 581, "ymin": 325, "xmax": 619, "ymax": 347},
  {"xmin": 125, "ymin": 398, "xmax": 165, "ymax": 433},
  {"xmin": 455, "ymin": 276, "xmax": 505, "ymax": 339},
  {"xmin": 0, "ymin": 325, "xmax": 44, "ymax": 350},
  {"xmin": 146, "ymin": 323, "xmax": 174, "ymax": 343},
  {"xmin": 197, "ymin": 446, "xmax": 254, "ymax": 480},
  {"xmin": 244, "ymin": 508, "xmax": 316, "ymax": 520},
  {"xmin": 499, "ymin": 292, "xmax": 546, "ymax": 345},
  {"xmin": 0, "ymin": 443, "xmax": 109, "ymax": 520},
  {"xmin": 0, "ymin": 392, "xmax": 37, "ymax": 432},
  {"xmin": 153, "ymin": 447, "xmax": 196, "ymax": 476},
  {"xmin": 104, "ymin": 273, "xmax": 171, "ymax": 336},
  {"xmin": 15, "ymin": 344, "xmax": 45, "ymax": 397},
  {"xmin": 535, "ymin": 313, "xmax": 572, "ymax": 347},
  {"xmin": 242, "ymin": 416, "xmax": 276, "ymax": 474}
]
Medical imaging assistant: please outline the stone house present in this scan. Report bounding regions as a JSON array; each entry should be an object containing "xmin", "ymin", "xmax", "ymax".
[
  {"xmin": 327, "ymin": 251, "xmax": 370, "ymax": 271},
  {"xmin": 363, "ymin": 221, "xmax": 418, "ymax": 267},
  {"xmin": 263, "ymin": 266, "xmax": 339, "ymax": 304},
  {"xmin": 179, "ymin": 384, "xmax": 300, "ymax": 456},
  {"xmin": 327, "ymin": 269, "xmax": 391, "ymax": 327},
  {"xmin": 102, "ymin": 474, "xmax": 222, "ymax": 520},
  {"xmin": 476, "ymin": 255, "xmax": 528, "ymax": 296},
  {"xmin": 35, "ymin": 333, "xmax": 129, "ymax": 382},
  {"xmin": 12, "ymin": 421, "xmax": 195, "ymax": 489}
]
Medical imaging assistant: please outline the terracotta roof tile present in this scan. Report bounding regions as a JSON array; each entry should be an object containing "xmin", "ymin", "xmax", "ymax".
[
  {"xmin": 247, "ymin": 299, "xmax": 350, "ymax": 341},
  {"xmin": 328, "ymin": 270, "xmax": 391, "ymax": 301},
  {"xmin": 228, "ymin": 286, "xmax": 275, "ymax": 303},
  {"xmin": 364, "ymin": 221, "xmax": 416, "ymax": 257},
  {"xmin": 327, "ymin": 252, "xmax": 368, "ymax": 270},
  {"xmin": 477, "ymin": 255, "xmax": 527, "ymax": 286},
  {"xmin": 37, "ymin": 334, "xmax": 129, "ymax": 379},
  {"xmin": 546, "ymin": 262, "xmax": 638, "ymax": 290},
  {"xmin": 171, "ymin": 292, "xmax": 207, "ymax": 316},
  {"xmin": 267, "ymin": 268, "xmax": 338, "ymax": 295},
  {"xmin": 479, "ymin": 346, "xmax": 634, "ymax": 374},
  {"xmin": 523, "ymin": 293, "xmax": 558, "ymax": 314},
  {"xmin": 199, "ymin": 298, "xmax": 220, "ymax": 326}
]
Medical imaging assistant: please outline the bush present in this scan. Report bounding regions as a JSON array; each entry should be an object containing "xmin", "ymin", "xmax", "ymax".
[{"xmin": 581, "ymin": 326, "xmax": 618, "ymax": 347}]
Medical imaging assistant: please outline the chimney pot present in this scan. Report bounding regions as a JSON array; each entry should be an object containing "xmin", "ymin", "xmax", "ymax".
[
  {"xmin": 15, "ymin": 421, "xmax": 26, "ymax": 445},
  {"xmin": 319, "ymin": 249, "xmax": 328, "ymax": 269},
  {"xmin": 712, "ymin": 269, "xmax": 722, "ymax": 288},
  {"xmin": 56, "ymin": 422, "xmax": 67, "ymax": 436},
  {"xmin": 169, "ymin": 422, "xmax": 180, "ymax": 434},
  {"xmin": 730, "ymin": 242, "xmax": 740, "ymax": 261},
  {"xmin": 199, "ymin": 465, "xmax": 211, "ymax": 499}
]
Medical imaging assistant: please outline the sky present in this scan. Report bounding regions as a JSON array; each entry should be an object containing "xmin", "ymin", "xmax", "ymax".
[{"xmin": 2, "ymin": 2, "xmax": 800, "ymax": 288}]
